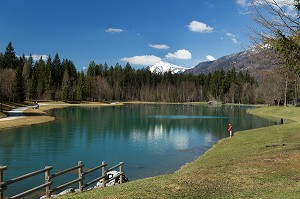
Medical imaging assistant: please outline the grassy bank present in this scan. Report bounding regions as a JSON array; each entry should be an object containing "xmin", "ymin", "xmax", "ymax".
[
  {"xmin": 60, "ymin": 106, "xmax": 300, "ymax": 199},
  {"xmin": 0, "ymin": 101, "xmax": 124, "ymax": 131},
  {"xmin": 0, "ymin": 106, "xmax": 56, "ymax": 131},
  {"xmin": 0, "ymin": 102, "xmax": 70, "ymax": 131}
]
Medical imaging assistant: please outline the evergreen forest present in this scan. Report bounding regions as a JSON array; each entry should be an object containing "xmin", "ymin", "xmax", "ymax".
[{"xmin": 0, "ymin": 42, "xmax": 264, "ymax": 105}]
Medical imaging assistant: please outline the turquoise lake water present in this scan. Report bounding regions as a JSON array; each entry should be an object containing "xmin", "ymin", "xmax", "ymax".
[{"xmin": 0, "ymin": 104, "xmax": 277, "ymax": 196}]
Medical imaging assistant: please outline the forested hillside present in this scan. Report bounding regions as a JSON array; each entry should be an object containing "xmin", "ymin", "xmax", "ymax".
[{"xmin": 0, "ymin": 42, "xmax": 259, "ymax": 105}]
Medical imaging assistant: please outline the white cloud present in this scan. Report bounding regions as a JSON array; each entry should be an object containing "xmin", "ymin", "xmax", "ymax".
[
  {"xmin": 105, "ymin": 28, "xmax": 123, "ymax": 33},
  {"xmin": 237, "ymin": 0, "xmax": 295, "ymax": 10},
  {"xmin": 149, "ymin": 44, "xmax": 170, "ymax": 49},
  {"xmin": 25, "ymin": 54, "xmax": 49, "ymax": 61},
  {"xmin": 165, "ymin": 49, "xmax": 192, "ymax": 60},
  {"xmin": 188, "ymin": 21, "xmax": 213, "ymax": 33},
  {"xmin": 121, "ymin": 55, "xmax": 162, "ymax": 66},
  {"xmin": 236, "ymin": 0, "xmax": 252, "ymax": 14},
  {"xmin": 225, "ymin": 32, "xmax": 240, "ymax": 44},
  {"xmin": 254, "ymin": 0, "xmax": 294, "ymax": 7},
  {"xmin": 236, "ymin": 0, "xmax": 252, "ymax": 7},
  {"xmin": 231, "ymin": 38, "xmax": 239, "ymax": 44},
  {"xmin": 226, "ymin": 32, "xmax": 236, "ymax": 37},
  {"xmin": 206, "ymin": 55, "xmax": 216, "ymax": 61}
]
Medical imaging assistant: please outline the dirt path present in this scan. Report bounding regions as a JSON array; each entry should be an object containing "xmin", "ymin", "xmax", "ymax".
[{"xmin": 7, "ymin": 105, "xmax": 38, "ymax": 116}]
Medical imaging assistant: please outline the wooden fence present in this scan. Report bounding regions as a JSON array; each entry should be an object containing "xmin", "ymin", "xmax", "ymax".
[{"xmin": 0, "ymin": 161, "xmax": 124, "ymax": 199}]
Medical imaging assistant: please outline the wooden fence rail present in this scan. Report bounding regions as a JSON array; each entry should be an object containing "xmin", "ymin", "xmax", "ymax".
[{"xmin": 0, "ymin": 161, "xmax": 124, "ymax": 199}]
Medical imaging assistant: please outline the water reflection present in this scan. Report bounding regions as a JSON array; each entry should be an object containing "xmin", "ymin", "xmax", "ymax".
[{"xmin": 0, "ymin": 104, "xmax": 277, "ymax": 196}]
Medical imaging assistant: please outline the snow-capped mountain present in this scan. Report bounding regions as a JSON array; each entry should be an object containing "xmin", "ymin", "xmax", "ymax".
[{"xmin": 150, "ymin": 61, "xmax": 189, "ymax": 74}]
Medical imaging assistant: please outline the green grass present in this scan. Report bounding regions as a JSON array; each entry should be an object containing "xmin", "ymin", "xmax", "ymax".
[{"xmin": 58, "ymin": 106, "xmax": 300, "ymax": 198}]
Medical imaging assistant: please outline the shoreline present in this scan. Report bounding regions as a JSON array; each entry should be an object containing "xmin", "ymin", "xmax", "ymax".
[
  {"xmin": 1, "ymin": 104, "xmax": 299, "ymax": 198},
  {"xmin": 0, "ymin": 102, "xmax": 124, "ymax": 131},
  {"xmin": 0, "ymin": 101, "xmax": 220, "ymax": 130},
  {"xmin": 0, "ymin": 101, "xmax": 264, "ymax": 131},
  {"xmin": 59, "ymin": 105, "xmax": 300, "ymax": 198}
]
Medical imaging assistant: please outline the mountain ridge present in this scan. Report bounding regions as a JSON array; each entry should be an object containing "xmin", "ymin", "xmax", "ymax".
[
  {"xmin": 149, "ymin": 47, "xmax": 278, "ymax": 79},
  {"xmin": 184, "ymin": 47, "xmax": 278, "ymax": 79}
]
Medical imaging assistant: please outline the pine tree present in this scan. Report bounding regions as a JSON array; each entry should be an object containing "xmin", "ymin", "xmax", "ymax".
[
  {"xmin": 30, "ymin": 69, "xmax": 38, "ymax": 100},
  {"xmin": 53, "ymin": 53, "xmax": 63, "ymax": 90},
  {"xmin": 61, "ymin": 67, "xmax": 70, "ymax": 101},
  {"xmin": 36, "ymin": 57, "xmax": 46, "ymax": 98},
  {"xmin": 61, "ymin": 86, "xmax": 70, "ymax": 102},
  {"xmin": 22, "ymin": 55, "xmax": 33, "ymax": 100},
  {"xmin": 44, "ymin": 55, "xmax": 53, "ymax": 99},
  {"xmin": 14, "ymin": 65, "xmax": 25, "ymax": 102},
  {"xmin": 3, "ymin": 42, "xmax": 19, "ymax": 69},
  {"xmin": 62, "ymin": 59, "xmax": 77, "ymax": 100},
  {"xmin": 0, "ymin": 53, "xmax": 4, "ymax": 69},
  {"xmin": 76, "ymin": 71, "xmax": 86, "ymax": 101}
]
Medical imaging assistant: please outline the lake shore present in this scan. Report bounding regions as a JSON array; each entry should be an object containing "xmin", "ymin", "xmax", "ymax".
[
  {"xmin": 0, "ymin": 101, "xmax": 266, "ymax": 131},
  {"xmin": 0, "ymin": 101, "xmax": 229, "ymax": 131},
  {"xmin": 59, "ymin": 106, "xmax": 300, "ymax": 199},
  {"xmin": 0, "ymin": 102, "xmax": 124, "ymax": 131},
  {"xmin": 0, "ymin": 101, "xmax": 259, "ymax": 131}
]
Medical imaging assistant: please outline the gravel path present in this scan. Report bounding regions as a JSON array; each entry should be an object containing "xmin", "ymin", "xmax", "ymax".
[{"xmin": 0, "ymin": 105, "xmax": 38, "ymax": 121}]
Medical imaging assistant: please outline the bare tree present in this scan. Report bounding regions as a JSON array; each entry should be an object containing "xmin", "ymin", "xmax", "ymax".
[
  {"xmin": 90, "ymin": 76, "xmax": 112, "ymax": 102},
  {"xmin": 0, "ymin": 69, "xmax": 16, "ymax": 102},
  {"xmin": 250, "ymin": 0, "xmax": 299, "ymax": 43},
  {"xmin": 249, "ymin": 0, "xmax": 300, "ymax": 105}
]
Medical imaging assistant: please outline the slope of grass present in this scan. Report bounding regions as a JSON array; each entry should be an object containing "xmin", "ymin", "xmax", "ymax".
[
  {"xmin": 0, "ymin": 108, "xmax": 55, "ymax": 130},
  {"xmin": 0, "ymin": 101, "xmax": 65, "ymax": 131},
  {"xmin": 59, "ymin": 106, "xmax": 300, "ymax": 199}
]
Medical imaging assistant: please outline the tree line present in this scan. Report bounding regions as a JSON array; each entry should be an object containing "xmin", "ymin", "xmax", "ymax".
[{"xmin": 0, "ymin": 42, "xmax": 257, "ymax": 105}]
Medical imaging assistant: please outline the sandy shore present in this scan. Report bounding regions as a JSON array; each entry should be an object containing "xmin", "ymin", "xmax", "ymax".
[{"xmin": 0, "ymin": 102, "xmax": 124, "ymax": 131}]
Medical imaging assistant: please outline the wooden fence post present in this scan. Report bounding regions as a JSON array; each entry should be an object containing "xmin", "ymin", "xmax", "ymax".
[
  {"xmin": 45, "ymin": 166, "xmax": 51, "ymax": 198},
  {"xmin": 102, "ymin": 161, "xmax": 106, "ymax": 187},
  {"xmin": 119, "ymin": 162, "xmax": 123, "ymax": 184},
  {"xmin": 0, "ymin": 166, "xmax": 7, "ymax": 199},
  {"xmin": 78, "ymin": 161, "xmax": 83, "ymax": 192}
]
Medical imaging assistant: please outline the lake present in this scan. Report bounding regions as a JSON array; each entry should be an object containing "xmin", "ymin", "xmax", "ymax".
[{"xmin": 0, "ymin": 104, "xmax": 277, "ymax": 196}]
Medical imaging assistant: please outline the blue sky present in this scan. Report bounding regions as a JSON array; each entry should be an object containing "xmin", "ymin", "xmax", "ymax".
[{"xmin": 0, "ymin": 0, "xmax": 259, "ymax": 70}]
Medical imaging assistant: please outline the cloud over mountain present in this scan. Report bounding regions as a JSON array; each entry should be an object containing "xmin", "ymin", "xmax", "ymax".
[
  {"xmin": 206, "ymin": 55, "xmax": 216, "ymax": 61},
  {"xmin": 25, "ymin": 54, "xmax": 49, "ymax": 61},
  {"xmin": 165, "ymin": 49, "xmax": 192, "ymax": 60},
  {"xmin": 121, "ymin": 55, "xmax": 161, "ymax": 65}
]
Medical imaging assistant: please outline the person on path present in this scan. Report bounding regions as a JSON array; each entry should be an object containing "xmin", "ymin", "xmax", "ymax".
[{"xmin": 228, "ymin": 123, "xmax": 233, "ymax": 137}]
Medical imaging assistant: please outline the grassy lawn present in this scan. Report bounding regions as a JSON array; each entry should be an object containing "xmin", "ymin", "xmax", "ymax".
[{"xmin": 60, "ymin": 106, "xmax": 300, "ymax": 199}]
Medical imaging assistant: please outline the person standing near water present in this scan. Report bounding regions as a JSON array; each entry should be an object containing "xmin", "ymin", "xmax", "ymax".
[{"xmin": 228, "ymin": 124, "xmax": 233, "ymax": 137}]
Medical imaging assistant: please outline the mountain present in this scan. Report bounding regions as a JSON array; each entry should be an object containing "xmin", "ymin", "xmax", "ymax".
[
  {"xmin": 150, "ymin": 61, "xmax": 189, "ymax": 74},
  {"xmin": 184, "ymin": 47, "xmax": 279, "ymax": 79}
]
